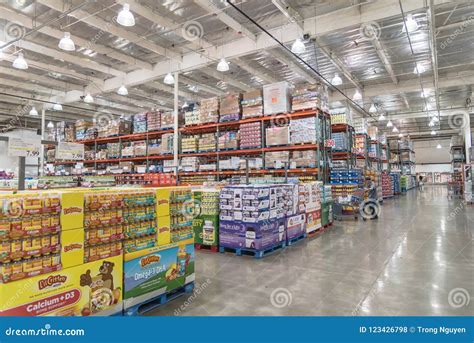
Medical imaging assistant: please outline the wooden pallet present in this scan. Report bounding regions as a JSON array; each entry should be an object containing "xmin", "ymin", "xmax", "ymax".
[
  {"xmin": 286, "ymin": 233, "xmax": 307, "ymax": 246},
  {"xmin": 195, "ymin": 243, "xmax": 219, "ymax": 253},
  {"xmin": 123, "ymin": 282, "xmax": 195, "ymax": 316},
  {"xmin": 219, "ymin": 241, "xmax": 286, "ymax": 259}
]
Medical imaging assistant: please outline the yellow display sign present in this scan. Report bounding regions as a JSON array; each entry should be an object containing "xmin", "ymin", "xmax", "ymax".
[
  {"xmin": 60, "ymin": 192, "xmax": 84, "ymax": 230},
  {"xmin": 61, "ymin": 228, "xmax": 85, "ymax": 269},
  {"xmin": 0, "ymin": 255, "xmax": 123, "ymax": 316}
]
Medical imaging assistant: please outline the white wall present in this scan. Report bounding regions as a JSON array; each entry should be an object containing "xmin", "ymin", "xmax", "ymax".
[
  {"xmin": 415, "ymin": 164, "xmax": 452, "ymax": 173},
  {"xmin": 414, "ymin": 139, "xmax": 451, "ymax": 164},
  {"xmin": 0, "ymin": 129, "xmax": 41, "ymax": 178}
]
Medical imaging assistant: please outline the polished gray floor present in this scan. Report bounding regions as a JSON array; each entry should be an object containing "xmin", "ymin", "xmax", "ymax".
[{"xmin": 147, "ymin": 186, "xmax": 473, "ymax": 316}]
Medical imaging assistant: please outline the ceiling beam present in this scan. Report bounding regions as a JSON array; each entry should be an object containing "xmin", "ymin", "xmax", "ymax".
[
  {"xmin": 428, "ymin": 0, "xmax": 440, "ymax": 117},
  {"xmin": 271, "ymin": 49, "xmax": 318, "ymax": 84},
  {"xmin": 200, "ymin": 67, "xmax": 252, "ymax": 92},
  {"xmin": 37, "ymin": 0, "xmax": 181, "ymax": 61},
  {"xmin": 58, "ymin": 0, "xmax": 444, "ymax": 103},
  {"xmin": 1, "ymin": 54, "xmax": 104, "ymax": 87},
  {"xmin": 0, "ymin": 5, "xmax": 152, "ymax": 71},
  {"xmin": 179, "ymin": 76, "xmax": 225, "ymax": 97},
  {"xmin": 146, "ymin": 81, "xmax": 199, "ymax": 101},
  {"xmin": 370, "ymin": 36, "xmax": 398, "ymax": 85},
  {"xmin": 194, "ymin": 0, "xmax": 257, "ymax": 41},
  {"xmin": 234, "ymin": 58, "xmax": 279, "ymax": 84}
]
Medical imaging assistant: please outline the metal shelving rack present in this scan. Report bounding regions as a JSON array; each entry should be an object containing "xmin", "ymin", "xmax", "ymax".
[{"xmin": 331, "ymin": 123, "xmax": 355, "ymax": 169}]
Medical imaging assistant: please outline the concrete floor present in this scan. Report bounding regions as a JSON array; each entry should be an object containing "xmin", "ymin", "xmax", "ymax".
[{"xmin": 147, "ymin": 186, "xmax": 473, "ymax": 316}]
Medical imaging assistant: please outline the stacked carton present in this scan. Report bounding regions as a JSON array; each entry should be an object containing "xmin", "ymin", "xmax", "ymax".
[
  {"xmin": 133, "ymin": 113, "xmax": 147, "ymax": 133},
  {"xmin": 146, "ymin": 111, "xmax": 161, "ymax": 131},
  {"xmin": 241, "ymin": 89, "xmax": 263, "ymax": 119},
  {"xmin": 219, "ymin": 93, "xmax": 242, "ymax": 122},
  {"xmin": 199, "ymin": 97, "xmax": 219, "ymax": 124}
]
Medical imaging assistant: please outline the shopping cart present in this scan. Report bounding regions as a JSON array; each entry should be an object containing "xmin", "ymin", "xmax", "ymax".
[
  {"xmin": 447, "ymin": 181, "xmax": 463, "ymax": 199},
  {"xmin": 333, "ymin": 189, "xmax": 364, "ymax": 221}
]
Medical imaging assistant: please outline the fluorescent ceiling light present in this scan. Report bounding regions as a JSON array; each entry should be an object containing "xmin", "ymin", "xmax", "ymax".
[
  {"xmin": 436, "ymin": 143, "xmax": 442, "ymax": 149},
  {"xmin": 13, "ymin": 52, "xmax": 28, "ymax": 69},
  {"xmin": 29, "ymin": 107, "xmax": 38, "ymax": 116},
  {"xmin": 58, "ymin": 32, "xmax": 75, "ymax": 51},
  {"xmin": 47, "ymin": 121, "xmax": 54, "ymax": 129},
  {"xmin": 117, "ymin": 3, "xmax": 135, "ymax": 27},
  {"xmin": 386, "ymin": 120, "xmax": 393, "ymax": 127},
  {"xmin": 378, "ymin": 113, "xmax": 386, "ymax": 121},
  {"xmin": 217, "ymin": 58, "xmax": 229, "ymax": 72},
  {"xmin": 402, "ymin": 13, "xmax": 418, "ymax": 33},
  {"xmin": 331, "ymin": 73, "xmax": 342, "ymax": 85},
  {"xmin": 428, "ymin": 120, "xmax": 434, "ymax": 127},
  {"xmin": 291, "ymin": 39, "xmax": 306, "ymax": 54},
  {"xmin": 164, "ymin": 73, "xmax": 175, "ymax": 85},
  {"xmin": 369, "ymin": 103, "xmax": 377, "ymax": 113},
  {"xmin": 352, "ymin": 89, "xmax": 362, "ymax": 101},
  {"xmin": 117, "ymin": 85, "xmax": 128, "ymax": 96},
  {"xmin": 84, "ymin": 93, "xmax": 94, "ymax": 103},
  {"xmin": 182, "ymin": 101, "xmax": 189, "ymax": 109},
  {"xmin": 392, "ymin": 126, "xmax": 399, "ymax": 133}
]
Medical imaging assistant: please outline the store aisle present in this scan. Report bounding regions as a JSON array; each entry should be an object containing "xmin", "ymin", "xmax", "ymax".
[{"xmin": 147, "ymin": 186, "xmax": 473, "ymax": 316}]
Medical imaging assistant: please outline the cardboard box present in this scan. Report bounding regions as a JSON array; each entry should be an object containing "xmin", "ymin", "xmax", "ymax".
[
  {"xmin": 263, "ymin": 81, "xmax": 290, "ymax": 115},
  {"xmin": 266, "ymin": 126, "xmax": 289, "ymax": 147},
  {"xmin": 286, "ymin": 214, "xmax": 306, "ymax": 240},
  {"xmin": 0, "ymin": 254, "xmax": 123, "ymax": 316},
  {"xmin": 219, "ymin": 220, "xmax": 284, "ymax": 250}
]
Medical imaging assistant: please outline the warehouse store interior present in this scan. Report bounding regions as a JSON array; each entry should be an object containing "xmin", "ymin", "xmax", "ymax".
[{"xmin": 0, "ymin": 0, "xmax": 472, "ymax": 318}]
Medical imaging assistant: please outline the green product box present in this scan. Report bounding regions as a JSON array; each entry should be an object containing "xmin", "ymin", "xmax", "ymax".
[
  {"xmin": 193, "ymin": 215, "xmax": 219, "ymax": 246},
  {"xmin": 321, "ymin": 201, "xmax": 333, "ymax": 226}
]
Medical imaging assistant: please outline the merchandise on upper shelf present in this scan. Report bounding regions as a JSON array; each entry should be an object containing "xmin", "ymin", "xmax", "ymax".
[
  {"xmin": 181, "ymin": 136, "xmax": 199, "ymax": 153},
  {"xmin": 218, "ymin": 131, "xmax": 239, "ymax": 150},
  {"xmin": 330, "ymin": 109, "xmax": 352, "ymax": 125},
  {"xmin": 290, "ymin": 117, "xmax": 318, "ymax": 144},
  {"xmin": 219, "ymin": 93, "xmax": 242, "ymax": 122},
  {"xmin": 147, "ymin": 111, "xmax": 161, "ymax": 131},
  {"xmin": 198, "ymin": 133, "xmax": 217, "ymax": 152},
  {"xmin": 331, "ymin": 132, "xmax": 350, "ymax": 151},
  {"xmin": 367, "ymin": 126, "xmax": 378, "ymax": 141},
  {"xmin": 353, "ymin": 118, "xmax": 367, "ymax": 134},
  {"xmin": 291, "ymin": 84, "xmax": 325, "ymax": 112},
  {"xmin": 266, "ymin": 126, "xmax": 289, "ymax": 147},
  {"xmin": 265, "ymin": 151, "xmax": 290, "ymax": 169},
  {"xmin": 263, "ymin": 81, "xmax": 290, "ymax": 115},
  {"xmin": 239, "ymin": 123, "xmax": 261, "ymax": 149},
  {"xmin": 199, "ymin": 97, "xmax": 219, "ymax": 124},
  {"xmin": 241, "ymin": 89, "xmax": 263, "ymax": 119},
  {"xmin": 133, "ymin": 113, "xmax": 147, "ymax": 133}
]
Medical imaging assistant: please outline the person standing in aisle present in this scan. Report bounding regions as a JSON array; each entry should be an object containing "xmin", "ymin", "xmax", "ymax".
[
  {"xmin": 419, "ymin": 175, "xmax": 424, "ymax": 191},
  {"xmin": 362, "ymin": 177, "xmax": 379, "ymax": 220}
]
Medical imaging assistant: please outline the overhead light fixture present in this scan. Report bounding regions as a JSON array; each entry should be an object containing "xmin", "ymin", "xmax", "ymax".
[
  {"xmin": 117, "ymin": 85, "xmax": 128, "ymax": 96},
  {"xmin": 84, "ymin": 93, "xmax": 94, "ymax": 103},
  {"xmin": 398, "ymin": 133, "xmax": 404, "ymax": 138},
  {"xmin": 378, "ymin": 113, "xmax": 386, "ymax": 121},
  {"xmin": 291, "ymin": 38, "xmax": 306, "ymax": 54},
  {"xmin": 13, "ymin": 52, "xmax": 28, "ymax": 70},
  {"xmin": 163, "ymin": 73, "xmax": 175, "ymax": 85},
  {"xmin": 436, "ymin": 143, "xmax": 442, "ymax": 149},
  {"xmin": 53, "ymin": 103, "xmax": 63, "ymax": 111},
  {"xmin": 182, "ymin": 101, "xmax": 189, "ymax": 109},
  {"xmin": 413, "ymin": 62, "xmax": 425, "ymax": 74},
  {"xmin": 392, "ymin": 126, "xmax": 399, "ymax": 133},
  {"xmin": 29, "ymin": 107, "xmax": 38, "ymax": 116},
  {"xmin": 58, "ymin": 32, "xmax": 75, "ymax": 51},
  {"xmin": 117, "ymin": 3, "xmax": 135, "ymax": 27},
  {"xmin": 47, "ymin": 121, "xmax": 54, "ymax": 129},
  {"xmin": 432, "ymin": 116, "xmax": 439, "ymax": 122},
  {"xmin": 369, "ymin": 103, "xmax": 377, "ymax": 113},
  {"xmin": 431, "ymin": 130, "xmax": 436, "ymax": 135},
  {"xmin": 353, "ymin": 89, "xmax": 362, "ymax": 101},
  {"xmin": 386, "ymin": 120, "xmax": 393, "ymax": 127},
  {"xmin": 428, "ymin": 120, "xmax": 435, "ymax": 127},
  {"xmin": 402, "ymin": 13, "xmax": 418, "ymax": 33},
  {"xmin": 331, "ymin": 73, "xmax": 342, "ymax": 86},
  {"xmin": 216, "ymin": 58, "xmax": 229, "ymax": 72}
]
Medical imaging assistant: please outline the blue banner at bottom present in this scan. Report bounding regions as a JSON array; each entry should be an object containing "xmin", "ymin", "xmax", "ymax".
[{"xmin": 0, "ymin": 317, "xmax": 472, "ymax": 342}]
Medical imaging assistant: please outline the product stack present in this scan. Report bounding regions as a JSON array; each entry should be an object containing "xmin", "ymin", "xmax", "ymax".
[
  {"xmin": 291, "ymin": 84, "xmax": 321, "ymax": 111},
  {"xmin": 320, "ymin": 184, "xmax": 333, "ymax": 228},
  {"xmin": 381, "ymin": 172, "xmax": 394, "ymax": 199},
  {"xmin": 241, "ymin": 89, "xmax": 263, "ymax": 119},
  {"xmin": 147, "ymin": 111, "xmax": 161, "ymax": 131},
  {"xmin": 291, "ymin": 151, "xmax": 317, "ymax": 168},
  {"xmin": 75, "ymin": 120, "xmax": 95, "ymax": 141},
  {"xmin": 263, "ymin": 81, "xmax": 290, "ymax": 115},
  {"xmin": 133, "ymin": 113, "xmax": 147, "ymax": 133},
  {"xmin": 265, "ymin": 151, "xmax": 290, "ymax": 169},
  {"xmin": 332, "ymin": 132, "xmax": 350, "ymax": 151},
  {"xmin": 160, "ymin": 111, "xmax": 175, "ymax": 129},
  {"xmin": 193, "ymin": 189, "xmax": 220, "ymax": 248},
  {"xmin": 198, "ymin": 133, "xmax": 217, "ymax": 152},
  {"xmin": 302, "ymin": 182, "xmax": 323, "ymax": 234},
  {"xmin": 219, "ymin": 185, "xmax": 287, "ymax": 252},
  {"xmin": 181, "ymin": 136, "xmax": 199, "ymax": 153},
  {"xmin": 199, "ymin": 97, "xmax": 219, "ymax": 124},
  {"xmin": 218, "ymin": 131, "xmax": 239, "ymax": 150},
  {"xmin": 365, "ymin": 169, "xmax": 382, "ymax": 201},
  {"xmin": 169, "ymin": 189, "xmax": 194, "ymax": 243},
  {"xmin": 266, "ymin": 126, "xmax": 289, "ymax": 147},
  {"xmin": 354, "ymin": 134, "xmax": 367, "ymax": 156},
  {"xmin": 390, "ymin": 172, "xmax": 401, "ymax": 194},
  {"xmin": 239, "ymin": 123, "xmax": 262, "ymax": 149},
  {"xmin": 184, "ymin": 109, "xmax": 200, "ymax": 126},
  {"xmin": 330, "ymin": 169, "xmax": 364, "ymax": 199},
  {"xmin": 331, "ymin": 111, "xmax": 352, "ymax": 125},
  {"xmin": 219, "ymin": 93, "xmax": 242, "ymax": 122},
  {"xmin": 290, "ymin": 117, "xmax": 318, "ymax": 144},
  {"xmin": 353, "ymin": 118, "xmax": 367, "ymax": 134}
]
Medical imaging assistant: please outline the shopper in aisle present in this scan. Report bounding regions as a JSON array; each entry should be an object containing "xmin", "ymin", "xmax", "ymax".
[
  {"xmin": 362, "ymin": 177, "xmax": 379, "ymax": 220},
  {"xmin": 418, "ymin": 175, "xmax": 424, "ymax": 191}
]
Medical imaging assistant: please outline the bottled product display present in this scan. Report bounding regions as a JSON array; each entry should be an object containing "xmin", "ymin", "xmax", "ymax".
[{"xmin": 193, "ymin": 189, "xmax": 220, "ymax": 247}]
